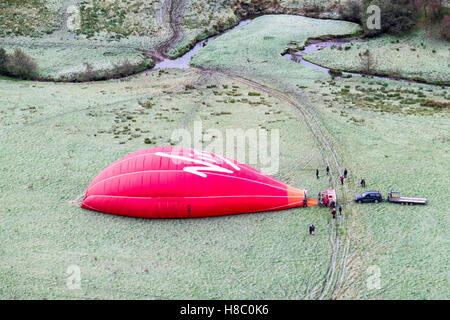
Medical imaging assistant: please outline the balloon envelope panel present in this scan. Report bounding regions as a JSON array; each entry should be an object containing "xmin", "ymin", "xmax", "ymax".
[{"xmin": 81, "ymin": 147, "xmax": 317, "ymax": 218}]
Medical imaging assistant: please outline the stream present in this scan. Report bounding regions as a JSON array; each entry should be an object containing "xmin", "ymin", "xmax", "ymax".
[
  {"xmin": 152, "ymin": 19, "xmax": 252, "ymax": 69},
  {"xmin": 149, "ymin": 19, "xmax": 415, "ymax": 84},
  {"xmin": 282, "ymin": 39, "xmax": 395, "ymax": 81}
]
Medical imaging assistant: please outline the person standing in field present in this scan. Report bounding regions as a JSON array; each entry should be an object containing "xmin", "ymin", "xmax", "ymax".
[
  {"xmin": 309, "ymin": 224, "xmax": 315, "ymax": 235},
  {"xmin": 338, "ymin": 204, "xmax": 342, "ymax": 215},
  {"xmin": 303, "ymin": 190, "xmax": 308, "ymax": 207},
  {"xmin": 340, "ymin": 175, "xmax": 344, "ymax": 185},
  {"xmin": 326, "ymin": 165, "xmax": 330, "ymax": 175},
  {"xmin": 344, "ymin": 168, "xmax": 348, "ymax": 178},
  {"xmin": 316, "ymin": 169, "xmax": 319, "ymax": 179},
  {"xmin": 361, "ymin": 178, "xmax": 366, "ymax": 188},
  {"xmin": 331, "ymin": 208, "xmax": 336, "ymax": 220}
]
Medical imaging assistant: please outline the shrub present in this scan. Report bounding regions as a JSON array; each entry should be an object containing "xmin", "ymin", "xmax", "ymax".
[
  {"xmin": 0, "ymin": 47, "xmax": 7, "ymax": 74},
  {"xmin": 387, "ymin": 68, "xmax": 402, "ymax": 78},
  {"xmin": 416, "ymin": 0, "xmax": 445, "ymax": 20},
  {"xmin": 361, "ymin": 0, "xmax": 417, "ymax": 36},
  {"xmin": 338, "ymin": 0, "xmax": 361, "ymax": 23},
  {"xmin": 73, "ymin": 62, "xmax": 97, "ymax": 82},
  {"xmin": 420, "ymin": 99, "xmax": 450, "ymax": 109},
  {"xmin": 234, "ymin": 0, "xmax": 282, "ymax": 17},
  {"xmin": 111, "ymin": 59, "xmax": 138, "ymax": 78},
  {"xmin": 302, "ymin": 1, "xmax": 326, "ymax": 17},
  {"xmin": 69, "ymin": 58, "xmax": 151, "ymax": 82},
  {"xmin": 329, "ymin": 69, "xmax": 343, "ymax": 77},
  {"xmin": 359, "ymin": 49, "xmax": 377, "ymax": 74},
  {"xmin": 442, "ymin": 15, "xmax": 450, "ymax": 40},
  {"xmin": 5, "ymin": 48, "xmax": 38, "ymax": 79}
]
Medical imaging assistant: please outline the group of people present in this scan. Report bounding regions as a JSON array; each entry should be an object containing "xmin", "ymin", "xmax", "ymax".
[
  {"xmin": 331, "ymin": 204, "xmax": 343, "ymax": 220},
  {"xmin": 316, "ymin": 166, "xmax": 348, "ymax": 186},
  {"xmin": 310, "ymin": 167, "xmax": 368, "ymax": 235},
  {"xmin": 317, "ymin": 166, "xmax": 367, "ymax": 189},
  {"xmin": 310, "ymin": 166, "xmax": 349, "ymax": 235},
  {"xmin": 310, "ymin": 204, "xmax": 343, "ymax": 235}
]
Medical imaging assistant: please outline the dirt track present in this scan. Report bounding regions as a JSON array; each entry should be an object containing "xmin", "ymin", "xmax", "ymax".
[
  {"xmin": 156, "ymin": 0, "xmax": 187, "ymax": 56},
  {"xmin": 193, "ymin": 67, "xmax": 357, "ymax": 299}
]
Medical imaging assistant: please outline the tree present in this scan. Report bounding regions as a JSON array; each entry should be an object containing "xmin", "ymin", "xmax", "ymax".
[
  {"xmin": 6, "ymin": 48, "xmax": 38, "ymax": 79},
  {"xmin": 0, "ymin": 48, "xmax": 7, "ymax": 74},
  {"xmin": 359, "ymin": 49, "xmax": 377, "ymax": 75},
  {"xmin": 415, "ymin": 0, "xmax": 444, "ymax": 19},
  {"xmin": 429, "ymin": 0, "xmax": 444, "ymax": 20},
  {"xmin": 338, "ymin": 0, "xmax": 362, "ymax": 23},
  {"xmin": 361, "ymin": 0, "xmax": 418, "ymax": 36},
  {"xmin": 442, "ymin": 15, "xmax": 450, "ymax": 40}
]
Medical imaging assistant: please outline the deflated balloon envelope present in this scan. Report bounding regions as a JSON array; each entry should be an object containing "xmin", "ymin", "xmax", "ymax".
[{"xmin": 81, "ymin": 147, "xmax": 317, "ymax": 218}]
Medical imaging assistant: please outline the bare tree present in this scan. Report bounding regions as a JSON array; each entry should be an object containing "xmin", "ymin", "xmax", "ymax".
[{"xmin": 359, "ymin": 49, "xmax": 377, "ymax": 75}]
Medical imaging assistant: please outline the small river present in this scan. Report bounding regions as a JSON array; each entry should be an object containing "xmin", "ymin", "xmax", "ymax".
[
  {"xmin": 152, "ymin": 19, "xmax": 252, "ymax": 69},
  {"xmin": 150, "ymin": 18, "xmax": 414, "ymax": 83},
  {"xmin": 282, "ymin": 39, "xmax": 395, "ymax": 81}
]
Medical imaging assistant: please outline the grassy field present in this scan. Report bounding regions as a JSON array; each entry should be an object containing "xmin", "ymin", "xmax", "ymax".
[
  {"xmin": 192, "ymin": 15, "xmax": 362, "ymax": 87},
  {"xmin": 1, "ymin": 10, "xmax": 449, "ymax": 300},
  {"xmin": 0, "ymin": 1, "xmax": 356, "ymax": 65},
  {"xmin": 0, "ymin": 69, "xmax": 340, "ymax": 299},
  {"xmin": 304, "ymin": 30, "xmax": 450, "ymax": 85},
  {"xmin": 168, "ymin": 0, "xmax": 239, "ymax": 58},
  {"xmin": 0, "ymin": 0, "xmax": 61, "ymax": 37},
  {"xmin": 77, "ymin": 0, "xmax": 169, "ymax": 40},
  {"xmin": 1, "ymin": 45, "xmax": 153, "ymax": 81},
  {"xmin": 192, "ymin": 15, "xmax": 450, "ymax": 299},
  {"xmin": 169, "ymin": 0, "xmax": 348, "ymax": 58},
  {"xmin": 304, "ymin": 78, "xmax": 449, "ymax": 299},
  {"xmin": 0, "ymin": 1, "xmax": 358, "ymax": 81}
]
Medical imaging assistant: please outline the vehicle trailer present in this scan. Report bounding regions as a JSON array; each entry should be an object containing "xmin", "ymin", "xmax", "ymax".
[{"xmin": 387, "ymin": 191, "xmax": 427, "ymax": 205}]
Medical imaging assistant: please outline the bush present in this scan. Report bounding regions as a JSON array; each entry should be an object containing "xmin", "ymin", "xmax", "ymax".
[
  {"xmin": 442, "ymin": 15, "xmax": 450, "ymax": 41},
  {"xmin": 338, "ymin": 0, "xmax": 361, "ymax": 23},
  {"xmin": 234, "ymin": 0, "xmax": 283, "ymax": 17},
  {"xmin": 0, "ymin": 48, "xmax": 7, "ymax": 74},
  {"xmin": 68, "ymin": 58, "xmax": 152, "ymax": 82},
  {"xmin": 329, "ymin": 69, "xmax": 343, "ymax": 77},
  {"xmin": 111, "ymin": 59, "xmax": 144, "ymax": 78},
  {"xmin": 5, "ymin": 48, "xmax": 38, "ymax": 79},
  {"xmin": 420, "ymin": 99, "xmax": 450, "ymax": 109},
  {"xmin": 72, "ymin": 62, "xmax": 96, "ymax": 82},
  {"xmin": 361, "ymin": 0, "xmax": 417, "ymax": 37},
  {"xmin": 359, "ymin": 49, "xmax": 377, "ymax": 74}
]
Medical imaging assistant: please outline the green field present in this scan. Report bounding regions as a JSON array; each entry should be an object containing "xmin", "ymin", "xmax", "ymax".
[
  {"xmin": 0, "ymin": 1, "xmax": 355, "ymax": 79},
  {"xmin": 192, "ymin": 15, "xmax": 362, "ymax": 87},
  {"xmin": 302, "ymin": 78, "xmax": 449, "ymax": 299},
  {"xmin": 304, "ymin": 29, "xmax": 450, "ymax": 85},
  {"xmin": 0, "ymin": 69, "xmax": 343, "ymax": 299},
  {"xmin": 0, "ymin": 0, "xmax": 61, "ymax": 37},
  {"xmin": 193, "ymin": 15, "xmax": 450, "ymax": 299},
  {"xmin": 0, "ymin": 9, "xmax": 449, "ymax": 300},
  {"xmin": 169, "ymin": 0, "xmax": 348, "ymax": 57},
  {"xmin": 1, "ymin": 45, "xmax": 153, "ymax": 81}
]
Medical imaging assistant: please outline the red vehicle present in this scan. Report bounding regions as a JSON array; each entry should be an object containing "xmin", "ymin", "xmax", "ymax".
[{"xmin": 318, "ymin": 189, "xmax": 337, "ymax": 208}]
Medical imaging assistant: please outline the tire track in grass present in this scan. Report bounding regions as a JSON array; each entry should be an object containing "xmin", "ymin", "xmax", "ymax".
[
  {"xmin": 289, "ymin": 89, "xmax": 357, "ymax": 300},
  {"xmin": 156, "ymin": 0, "xmax": 187, "ymax": 57},
  {"xmin": 193, "ymin": 67, "xmax": 355, "ymax": 299}
]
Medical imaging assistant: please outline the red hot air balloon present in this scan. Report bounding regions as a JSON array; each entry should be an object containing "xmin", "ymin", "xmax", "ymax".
[{"xmin": 81, "ymin": 147, "xmax": 318, "ymax": 218}]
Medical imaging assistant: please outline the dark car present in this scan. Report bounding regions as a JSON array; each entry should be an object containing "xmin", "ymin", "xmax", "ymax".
[{"xmin": 354, "ymin": 191, "xmax": 383, "ymax": 203}]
